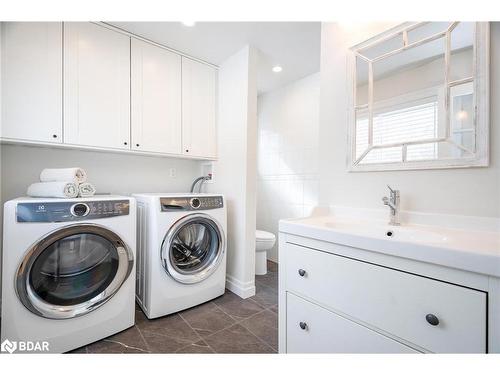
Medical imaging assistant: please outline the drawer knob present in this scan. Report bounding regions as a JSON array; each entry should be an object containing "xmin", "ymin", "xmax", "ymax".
[
  {"xmin": 298, "ymin": 269, "xmax": 306, "ymax": 277},
  {"xmin": 425, "ymin": 314, "xmax": 440, "ymax": 326},
  {"xmin": 299, "ymin": 322, "xmax": 308, "ymax": 330}
]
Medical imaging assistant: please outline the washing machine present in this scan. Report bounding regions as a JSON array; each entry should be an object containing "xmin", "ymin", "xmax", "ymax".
[
  {"xmin": 133, "ymin": 193, "xmax": 226, "ymax": 319},
  {"xmin": 1, "ymin": 196, "xmax": 136, "ymax": 353}
]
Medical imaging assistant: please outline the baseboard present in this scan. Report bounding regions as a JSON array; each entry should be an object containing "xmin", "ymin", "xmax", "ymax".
[{"xmin": 225, "ymin": 274, "xmax": 256, "ymax": 299}]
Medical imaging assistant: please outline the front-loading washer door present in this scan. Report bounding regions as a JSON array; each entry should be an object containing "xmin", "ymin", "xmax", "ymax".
[
  {"xmin": 16, "ymin": 223, "xmax": 133, "ymax": 319},
  {"xmin": 161, "ymin": 213, "xmax": 226, "ymax": 284}
]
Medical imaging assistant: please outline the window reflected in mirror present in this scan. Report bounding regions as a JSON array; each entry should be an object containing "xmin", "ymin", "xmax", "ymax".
[{"xmin": 348, "ymin": 22, "xmax": 489, "ymax": 171}]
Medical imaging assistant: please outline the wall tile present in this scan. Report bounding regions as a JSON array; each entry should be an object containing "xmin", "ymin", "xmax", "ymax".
[{"xmin": 256, "ymin": 73, "xmax": 320, "ymax": 262}]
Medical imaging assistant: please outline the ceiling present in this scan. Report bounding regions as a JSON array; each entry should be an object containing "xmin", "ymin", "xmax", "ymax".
[{"xmin": 109, "ymin": 22, "xmax": 321, "ymax": 94}]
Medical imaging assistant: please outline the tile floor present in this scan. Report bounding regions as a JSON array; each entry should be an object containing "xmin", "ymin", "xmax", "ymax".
[{"xmin": 71, "ymin": 260, "xmax": 278, "ymax": 354}]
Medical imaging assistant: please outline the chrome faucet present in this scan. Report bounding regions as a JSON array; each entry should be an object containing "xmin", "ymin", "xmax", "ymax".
[{"xmin": 382, "ymin": 185, "xmax": 400, "ymax": 226}]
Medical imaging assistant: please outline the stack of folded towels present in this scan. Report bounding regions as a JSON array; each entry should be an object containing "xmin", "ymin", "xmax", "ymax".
[{"xmin": 27, "ymin": 168, "xmax": 97, "ymax": 198}]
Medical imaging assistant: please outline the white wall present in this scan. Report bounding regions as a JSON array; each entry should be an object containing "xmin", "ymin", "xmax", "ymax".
[
  {"xmin": 207, "ymin": 45, "xmax": 258, "ymax": 298},
  {"xmin": 256, "ymin": 72, "xmax": 320, "ymax": 261},
  {"xmin": 0, "ymin": 144, "xmax": 202, "ymax": 201},
  {"xmin": 319, "ymin": 22, "xmax": 500, "ymax": 218}
]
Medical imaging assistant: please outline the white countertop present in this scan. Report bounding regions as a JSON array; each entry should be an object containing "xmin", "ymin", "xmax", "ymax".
[{"xmin": 280, "ymin": 215, "xmax": 500, "ymax": 278}]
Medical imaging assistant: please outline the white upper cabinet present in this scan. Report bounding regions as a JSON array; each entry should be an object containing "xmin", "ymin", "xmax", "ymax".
[
  {"xmin": 63, "ymin": 23, "xmax": 130, "ymax": 150},
  {"xmin": 1, "ymin": 22, "xmax": 218, "ymax": 159},
  {"xmin": 131, "ymin": 39, "xmax": 182, "ymax": 154},
  {"xmin": 1, "ymin": 22, "xmax": 63, "ymax": 143},
  {"xmin": 181, "ymin": 57, "xmax": 217, "ymax": 158}
]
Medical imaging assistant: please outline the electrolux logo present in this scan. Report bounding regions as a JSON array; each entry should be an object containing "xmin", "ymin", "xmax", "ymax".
[{"xmin": 1, "ymin": 339, "xmax": 50, "ymax": 353}]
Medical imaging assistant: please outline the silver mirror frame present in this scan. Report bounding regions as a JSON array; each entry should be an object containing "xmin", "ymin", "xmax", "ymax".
[{"xmin": 347, "ymin": 22, "xmax": 490, "ymax": 172}]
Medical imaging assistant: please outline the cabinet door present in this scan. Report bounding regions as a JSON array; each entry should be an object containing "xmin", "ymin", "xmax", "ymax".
[
  {"xmin": 64, "ymin": 22, "xmax": 130, "ymax": 149},
  {"xmin": 131, "ymin": 39, "xmax": 181, "ymax": 154},
  {"xmin": 1, "ymin": 22, "xmax": 62, "ymax": 143},
  {"xmin": 181, "ymin": 57, "xmax": 217, "ymax": 158}
]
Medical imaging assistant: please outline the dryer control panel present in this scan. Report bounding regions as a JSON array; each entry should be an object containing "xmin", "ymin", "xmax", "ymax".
[
  {"xmin": 160, "ymin": 196, "xmax": 224, "ymax": 212},
  {"xmin": 16, "ymin": 200, "xmax": 130, "ymax": 222}
]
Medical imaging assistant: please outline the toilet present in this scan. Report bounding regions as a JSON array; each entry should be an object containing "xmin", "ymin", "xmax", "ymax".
[{"xmin": 255, "ymin": 230, "xmax": 276, "ymax": 275}]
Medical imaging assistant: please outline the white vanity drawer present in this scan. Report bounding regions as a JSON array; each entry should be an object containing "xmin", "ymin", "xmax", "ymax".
[
  {"xmin": 285, "ymin": 243, "xmax": 487, "ymax": 353},
  {"xmin": 286, "ymin": 292, "xmax": 419, "ymax": 353}
]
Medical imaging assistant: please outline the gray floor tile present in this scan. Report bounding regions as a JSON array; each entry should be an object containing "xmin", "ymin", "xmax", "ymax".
[
  {"xmin": 136, "ymin": 312, "xmax": 200, "ymax": 343},
  {"xmin": 240, "ymin": 310, "xmax": 278, "ymax": 350},
  {"xmin": 135, "ymin": 307, "xmax": 148, "ymax": 325},
  {"xmin": 204, "ymin": 324, "xmax": 275, "ymax": 353},
  {"xmin": 141, "ymin": 330, "xmax": 193, "ymax": 353},
  {"xmin": 213, "ymin": 290, "xmax": 264, "ymax": 321},
  {"xmin": 179, "ymin": 301, "xmax": 235, "ymax": 336},
  {"xmin": 66, "ymin": 263, "xmax": 279, "ymax": 354},
  {"xmin": 250, "ymin": 283, "xmax": 278, "ymax": 308},
  {"xmin": 86, "ymin": 341, "xmax": 148, "ymax": 354},
  {"xmin": 255, "ymin": 271, "xmax": 278, "ymax": 290},
  {"xmin": 86, "ymin": 326, "xmax": 149, "ymax": 353},
  {"xmin": 176, "ymin": 339, "xmax": 215, "ymax": 353},
  {"xmin": 269, "ymin": 304, "xmax": 279, "ymax": 314}
]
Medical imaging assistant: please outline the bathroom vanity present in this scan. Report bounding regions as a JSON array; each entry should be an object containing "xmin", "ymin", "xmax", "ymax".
[
  {"xmin": 276, "ymin": 21, "xmax": 498, "ymax": 354},
  {"xmin": 278, "ymin": 212, "xmax": 500, "ymax": 353}
]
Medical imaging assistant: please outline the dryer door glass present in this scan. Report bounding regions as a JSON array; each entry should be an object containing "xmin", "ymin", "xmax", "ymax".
[
  {"xmin": 16, "ymin": 224, "xmax": 133, "ymax": 319},
  {"xmin": 161, "ymin": 214, "xmax": 225, "ymax": 284}
]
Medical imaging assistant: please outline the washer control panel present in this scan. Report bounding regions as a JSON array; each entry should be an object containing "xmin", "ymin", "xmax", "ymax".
[
  {"xmin": 17, "ymin": 199, "xmax": 130, "ymax": 222},
  {"xmin": 161, "ymin": 196, "xmax": 224, "ymax": 212}
]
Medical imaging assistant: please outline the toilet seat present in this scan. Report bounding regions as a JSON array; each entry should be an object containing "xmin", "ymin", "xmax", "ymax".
[{"xmin": 256, "ymin": 230, "xmax": 275, "ymax": 243}]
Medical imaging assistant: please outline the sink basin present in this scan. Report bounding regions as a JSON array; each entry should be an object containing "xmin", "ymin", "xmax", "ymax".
[
  {"xmin": 324, "ymin": 219, "xmax": 449, "ymax": 244},
  {"xmin": 384, "ymin": 226, "xmax": 449, "ymax": 244}
]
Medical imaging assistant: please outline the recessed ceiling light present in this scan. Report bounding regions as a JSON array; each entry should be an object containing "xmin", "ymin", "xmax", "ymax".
[
  {"xmin": 182, "ymin": 21, "xmax": 196, "ymax": 27},
  {"xmin": 272, "ymin": 66, "xmax": 283, "ymax": 73}
]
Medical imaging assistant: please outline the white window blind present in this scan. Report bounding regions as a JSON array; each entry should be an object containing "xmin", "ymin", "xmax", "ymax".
[{"xmin": 356, "ymin": 98, "xmax": 439, "ymax": 164}]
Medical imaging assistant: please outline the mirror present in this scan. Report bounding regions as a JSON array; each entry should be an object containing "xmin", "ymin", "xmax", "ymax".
[{"xmin": 348, "ymin": 22, "xmax": 489, "ymax": 171}]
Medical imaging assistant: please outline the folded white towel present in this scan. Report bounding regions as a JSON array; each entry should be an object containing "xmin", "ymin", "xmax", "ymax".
[
  {"xmin": 40, "ymin": 168, "xmax": 87, "ymax": 184},
  {"xmin": 78, "ymin": 182, "xmax": 96, "ymax": 197},
  {"xmin": 27, "ymin": 181, "xmax": 79, "ymax": 198}
]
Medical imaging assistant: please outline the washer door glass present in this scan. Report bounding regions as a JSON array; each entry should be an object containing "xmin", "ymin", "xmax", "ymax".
[
  {"xmin": 161, "ymin": 214, "xmax": 225, "ymax": 284},
  {"xmin": 30, "ymin": 233, "xmax": 118, "ymax": 306},
  {"xmin": 16, "ymin": 224, "xmax": 133, "ymax": 319}
]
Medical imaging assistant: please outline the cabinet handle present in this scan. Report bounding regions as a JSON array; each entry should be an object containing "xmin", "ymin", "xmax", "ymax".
[
  {"xmin": 124, "ymin": 142, "xmax": 128, "ymax": 145},
  {"xmin": 298, "ymin": 269, "xmax": 306, "ymax": 277},
  {"xmin": 185, "ymin": 149, "xmax": 189, "ymax": 153},
  {"xmin": 425, "ymin": 314, "xmax": 439, "ymax": 326},
  {"xmin": 52, "ymin": 134, "xmax": 58, "ymax": 138},
  {"xmin": 136, "ymin": 144, "xmax": 140, "ymax": 147},
  {"xmin": 299, "ymin": 322, "xmax": 308, "ymax": 330}
]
